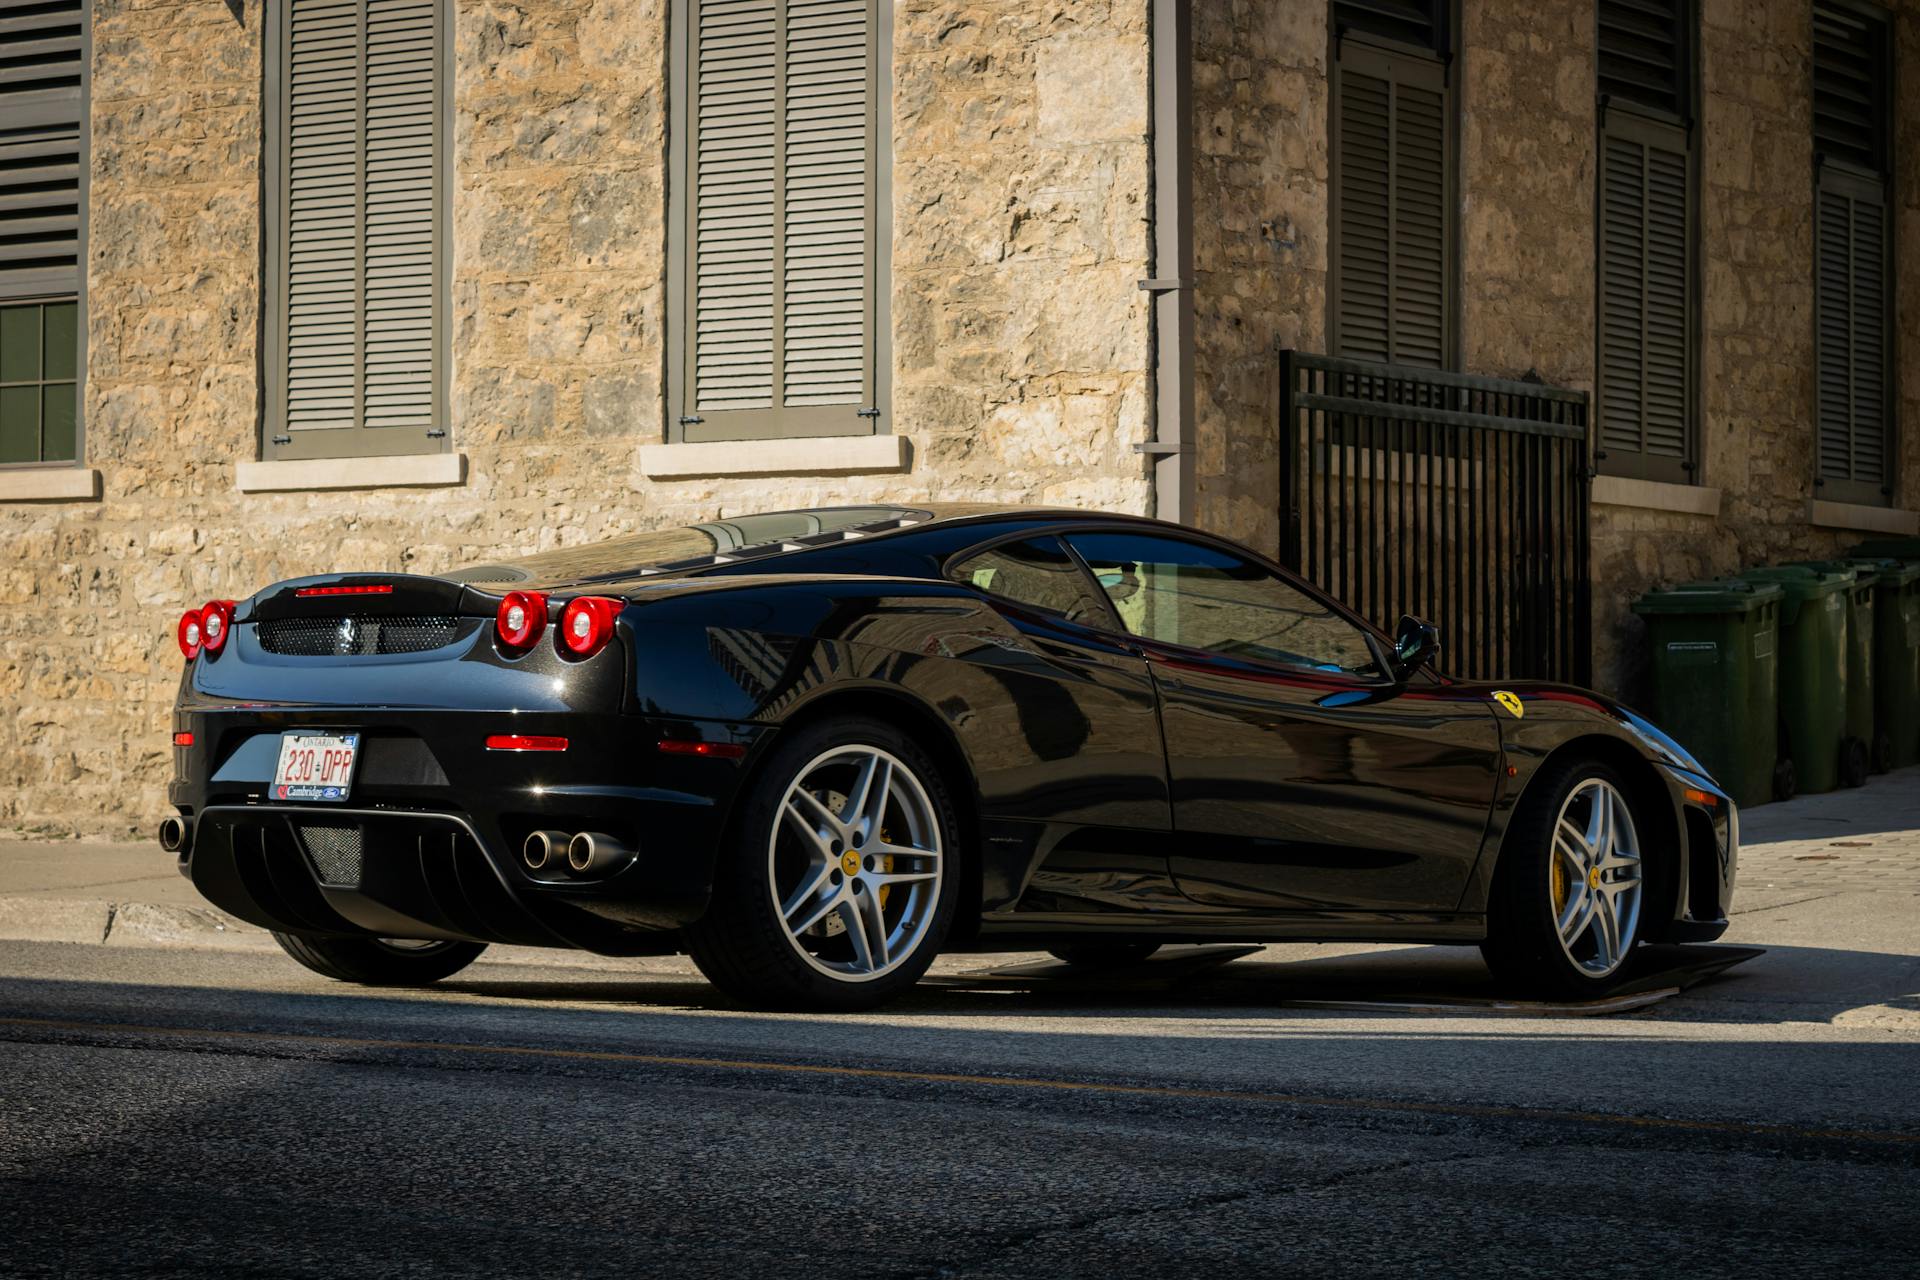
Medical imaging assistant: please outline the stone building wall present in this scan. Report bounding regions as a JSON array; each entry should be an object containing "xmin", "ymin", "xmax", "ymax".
[
  {"xmin": 1899, "ymin": 0, "xmax": 1919, "ymax": 512},
  {"xmin": 1459, "ymin": 0, "xmax": 1596, "ymax": 389},
  {"xmin": 1586, "ymin": 0, "xmax": 1920, "ymax": 702},
  {"xmin": 1, "ymin": 0, "xmax": 1155, "ymax": 837},
  {"xmin": 1188, "ymin": 0, "xmax": 1328, "ymax": 553}
]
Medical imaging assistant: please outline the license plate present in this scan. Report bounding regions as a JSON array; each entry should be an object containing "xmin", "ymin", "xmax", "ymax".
[{"xmin": 272, "ymin": 731, "xmax": 360, "ymax": 802}]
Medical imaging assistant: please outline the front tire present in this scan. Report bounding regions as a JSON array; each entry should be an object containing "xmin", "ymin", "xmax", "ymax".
[
  {"xmin": 272, "ymin": 933, "xmax": 485, "ymax": 985},
  {"xmin": 1481, "ymin": 758, "xmax": 1648, "ymax": 999},
  {"xmin": 686, "ymin": 716, "xmax": 961, "ymax": 1011}
]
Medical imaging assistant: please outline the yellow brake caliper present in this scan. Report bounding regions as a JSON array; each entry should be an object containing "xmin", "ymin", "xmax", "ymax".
[{"xmin": 1551, "ymin": 851, "xmax": 1568, "ymax": 916}]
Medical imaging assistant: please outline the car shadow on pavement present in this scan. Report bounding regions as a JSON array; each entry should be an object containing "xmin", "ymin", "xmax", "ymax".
[{"xmin": 415, "ymin": 940, "xmax": 1919, "ymax": 1029}]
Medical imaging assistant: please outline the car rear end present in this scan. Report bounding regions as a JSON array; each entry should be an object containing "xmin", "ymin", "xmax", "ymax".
[{"xmin": 165, "ymin": 573, "xmax": 764, "ymax": 955}]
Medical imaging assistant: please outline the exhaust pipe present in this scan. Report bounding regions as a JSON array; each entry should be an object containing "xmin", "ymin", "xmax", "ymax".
[
  {"xmin": 567, "ymin": 832, "xmax": 631, "ymax": 876},
  {"xmin": 158, "ymin": 816, "xmax": 190, "ymax": 854},
  {"xmin": 522, "ymin": 830, "xmax": 571, "ymax": 873}
]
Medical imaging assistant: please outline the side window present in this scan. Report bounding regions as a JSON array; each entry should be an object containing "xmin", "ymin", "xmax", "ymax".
[
  {"xmin": 1066, "ymin": 532, "xmax": 1379, "ymax": 675},
  {"xmin": 949, "ymin": 537, "xmax": 1113, "ymax": 628}
]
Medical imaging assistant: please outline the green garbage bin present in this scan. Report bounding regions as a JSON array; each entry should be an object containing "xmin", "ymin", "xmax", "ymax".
[
  {"xmin": 1849, "ymin": 537, "xmax": 1920, "ymax": 561},
  {"xmin": 1788, "ymin": 561, "xmax": 1879, "ymax": 779},
  {"xmin": 1740, "ymin": 564, "xmax": 1857, "ymax": 794},
  {"xmin": 1631, "ymin": 579, "xmax": 1784, "ymax": 808},
  {"xmin": 1846, "ymin": 556, "xmax": 1920, "ymax": 771}
]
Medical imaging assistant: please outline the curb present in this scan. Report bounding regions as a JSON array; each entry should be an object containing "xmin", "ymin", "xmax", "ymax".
[
  {"xmin": 0, "ymin": 895, "xmax": 273, "ymax": 951},
  {"xmin": 0, "ymin": 893, "xmax": 678, "ymax": 975}
]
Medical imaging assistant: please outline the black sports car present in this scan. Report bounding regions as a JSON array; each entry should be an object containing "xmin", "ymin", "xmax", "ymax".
[{"xmin": 164, "ymin": 504, "xmax": 1738, "ymax": 1009}]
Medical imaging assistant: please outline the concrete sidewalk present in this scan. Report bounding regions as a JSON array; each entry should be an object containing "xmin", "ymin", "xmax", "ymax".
[{"xmin": 2, "ymin": 765, "xmax": 1916, "ymax": 957}]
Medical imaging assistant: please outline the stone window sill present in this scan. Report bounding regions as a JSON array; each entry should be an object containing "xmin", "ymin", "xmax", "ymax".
[
  {"xmin": 236, "ymin": 453, "xmax": 467, "ymax": 493},
  {"xmin": 1591, "ymin": 475, "xmax": 1722, "ymax": 517},
  {"xmin": 1807, "ymin": 498, "xmax": 1920, "ymax": 537},
  {"xmin": 0, "ymin": 467, "xmax": 101, "ymax": 503},
  {"xmin": 639, "ymin": 434, "xmax": 909, "ymax": 481}
]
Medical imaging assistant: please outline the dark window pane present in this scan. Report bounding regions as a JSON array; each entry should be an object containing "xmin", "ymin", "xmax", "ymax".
[
  {"xmin": 42, "ymin": 301, "xmax": 76, "ymax": 380},
  {"xmin": 0, "ymin": 385, "xmax": 39, "ymax": 462},
  {"xmin": 1066, "ymin": 533, "xmax": 1380, "ymax": 674},
  {"xmin": 1, "ymin": 306, "xmax": 40, "ymax": 382},
  {"xmin": 951, "ymin": 537, "xmax": 1112, "ymax": 628},
  {"xmin": 40, "ymin": 383, "xmax": 75, "ymax": 461}
]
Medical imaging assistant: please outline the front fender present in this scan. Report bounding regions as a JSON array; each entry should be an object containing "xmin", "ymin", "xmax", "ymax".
[{"xmin": 1453, "ymin": 683, "xmax": 1733, "ymax": 940}]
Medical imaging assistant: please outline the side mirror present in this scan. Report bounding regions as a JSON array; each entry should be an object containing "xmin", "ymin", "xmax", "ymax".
[{"xmin": 1390, "ymin": 615, "xmax": 1441, "ymax": 682}]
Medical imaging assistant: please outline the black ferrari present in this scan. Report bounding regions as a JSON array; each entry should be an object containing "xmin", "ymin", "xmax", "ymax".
[{"xmin": 164, "ymin": 504, "xmax": 1738, "ymax": 1009}]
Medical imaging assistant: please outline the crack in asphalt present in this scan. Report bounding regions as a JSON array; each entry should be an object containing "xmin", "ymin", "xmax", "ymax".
[
  {"xmin": 100, "ymin": 903, "xmax": 117, "ymax": 945},
  {"xmin": 906, "ymin": 1152, "xmax": 1483, "ymax": 1279}
]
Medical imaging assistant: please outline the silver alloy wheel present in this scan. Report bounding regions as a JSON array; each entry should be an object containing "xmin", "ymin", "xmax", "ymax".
[
  {"xmin": 1550, "ymin": 778, "xmax": 1644, "ymax": 977},
  {"xmin": 768, "ymin": 744, "xmax": 944, "ymax": 983},
  {"xmin": 375, "ymin": 938, "xmax": 458, "ymax": 953}
]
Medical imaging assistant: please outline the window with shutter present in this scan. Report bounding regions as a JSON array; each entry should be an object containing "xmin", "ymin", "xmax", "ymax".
[
  {"xmin": 1598, "ymin": 0, "xmax": 1690, "ymax": 118},
  {"xmin": 0, "ymin": 0, "xmax": 85, "ymax": 468},
  {"xmin": 668, "ymin": 0, "xmax": 888, "ymax": 443},
  {"xmin": 1812, "ymin": 3, "xmax": 1892, "ymax": 507},
  {"xmin": 1595, "ymin": 1, "xmax": 1697, "ymax": 484},
  {"xmin": 266, "ymin": 0, "xmax": 448, "ymax": 462},
  {"xmin": 1328, "ymin": 18, "xmax": 1454, "ymax": 370}
]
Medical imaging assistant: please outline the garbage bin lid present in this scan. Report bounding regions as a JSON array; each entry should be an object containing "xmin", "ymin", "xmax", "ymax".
[
  {"xmin": 1849, "ymin": 537, "xmax": 1920, "ymax": 562},
  {"xmin": 1739, "ymin": 564, "xmax": 1856, "ymax": 597},
  {"xmin": 1786, "ymin": 558, "xmax": 1879, "ymax": 587},
  {"xmin": 1631, "ymin": 578, "xmax": 1784, "ymax": 615},
  {"xmin": 1845, "ymin": 556, "xmax": 1920, "ymax": 587}
]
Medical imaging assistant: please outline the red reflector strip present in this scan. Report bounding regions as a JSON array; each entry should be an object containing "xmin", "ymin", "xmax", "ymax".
[
  {"xmin": 172, "ymin": 732, "xmax": 194, "ymax": 748},
  {"xmin": 485, "ymin": 734, "xmax": 569, "ymax": 752},
  {"xmin": 1682, "ymin": 788, "xmax": 1719, "ymax": 808},
  {"xmin": 656, "ymin": 739, "xmax": 747, "ymax": 759},
  {"xmin": 295, "ymin": 584, "xmax": 395, "ymax": 598}
]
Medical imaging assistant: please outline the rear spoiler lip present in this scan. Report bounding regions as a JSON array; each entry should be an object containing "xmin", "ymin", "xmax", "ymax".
[{"xmin": 241, "ymin": 573, "xmax": 635, "ymax": 624}]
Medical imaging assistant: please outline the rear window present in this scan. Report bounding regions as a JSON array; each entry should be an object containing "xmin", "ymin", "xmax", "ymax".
[{"xmin": 444, "ymin": 507, "xmax": 928, "ymax": 586}]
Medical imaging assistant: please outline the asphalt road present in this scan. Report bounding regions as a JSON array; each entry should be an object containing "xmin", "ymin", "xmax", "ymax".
[{"xmin": 2, "ymin": 885, "xmax": 1917, "ymax": 1280}]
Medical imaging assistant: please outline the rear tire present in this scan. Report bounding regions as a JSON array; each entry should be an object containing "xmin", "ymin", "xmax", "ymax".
[
  {"xmin": 272, "ymin": 933, "xmax": 485, "ymax": 985},
  {"xmin": 686, "ymin": 715, "xmax": 961, "ymax": 1011},
  {"xmin": 1481, "ymin": 757, "xmax": 1649, "ymax": 1000},
  {"xmin": 1046, "ymin": 943, "xmax": 1161, "ymax": 969}
]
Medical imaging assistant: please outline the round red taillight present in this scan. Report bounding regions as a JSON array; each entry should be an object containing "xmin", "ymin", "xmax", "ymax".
[
  {"xmin": 177, "ymin": 608, "xmax": 204, "ymax": 660},
  {"xmin": 558, "ymin": 596, "xmax": 618, "ymax": 659},
  {"xmin": 199, "ymin": 600, "xmax": 235, "ymax": 654},
  {"xmin": 495, "ymin": 590, "xmax": 548, "ymax": 653}
]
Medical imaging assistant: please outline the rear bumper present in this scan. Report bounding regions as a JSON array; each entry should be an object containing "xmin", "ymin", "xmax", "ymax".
[{"xmin": 168, "ymin": 709, "xmax": 771, "ymax": 951}]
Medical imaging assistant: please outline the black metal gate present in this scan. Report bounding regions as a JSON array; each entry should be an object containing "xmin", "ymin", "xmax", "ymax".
[{"xmin": 1277, "ymin": 350, "xmax": 1593, "ymax": 684}]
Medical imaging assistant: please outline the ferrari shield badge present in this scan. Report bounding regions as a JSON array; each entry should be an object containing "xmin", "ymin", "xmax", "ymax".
[{"xmin": 1492, "ymin": 690, "xmax": 1525, "ymax": 719}]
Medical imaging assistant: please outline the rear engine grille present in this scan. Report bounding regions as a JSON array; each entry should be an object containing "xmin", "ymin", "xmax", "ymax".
[
  {"xmin": 297, "ymin": 823, "xmax": 365, "ymax": 887},
  {"xmin": 256, "ymin": 615, "xmax": 462, "ymax": 656}
]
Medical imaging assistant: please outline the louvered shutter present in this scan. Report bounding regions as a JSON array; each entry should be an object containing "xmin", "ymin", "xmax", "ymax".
[
  {"xmin": 1332, "ymin": 42, "xmax": 1450, "ymax": 369},
  {"xmin": 1812, "ymin": 4, "xmax": 1887, "ymax": 173},
  {"xmin": 1332, "ymin": 1, "xmax": 1446, "ymax": 55},
  {"xmin": 1812, "ymin": 5, "xmax": 1891, "ymax": 506},
  {"xmin": 680, "ymin": 0, "xmax": 879, "ymax": 441},
  {"xmin": 1597, "ymin": 124, "xmax": 1691, "ymax": 480},
  {"xmin": 0, "ymin": 0, "xmax": 83, "ymax": 300},
  {"xmin": 270, "ymin": 0, "xmax": 446, "ymax": 460},
  {"xmin": 1815, "ymin": 175, "xmax": 1890, "ymax": 502},
  {"xmin": 1597, "ymin": 0, "xmax": 1689, "ymax": 118}
]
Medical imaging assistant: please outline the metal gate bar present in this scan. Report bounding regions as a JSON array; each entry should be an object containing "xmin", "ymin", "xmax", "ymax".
[{"xmin": 1276, "ymin": 350, "xmax": 1593, "ymax": 685}]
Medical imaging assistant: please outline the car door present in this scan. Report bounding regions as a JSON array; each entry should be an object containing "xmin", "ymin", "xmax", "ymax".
[
  {"xmin": 943, "ymin": 534, "xmax": 1182, "ymax": 914},
  {"xmin": 1063, "ymin": 529, "xmax": 1502, "ymax": 915}
]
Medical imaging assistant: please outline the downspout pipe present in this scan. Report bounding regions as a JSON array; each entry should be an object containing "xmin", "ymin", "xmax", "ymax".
[{"xmin": 1140, "ymin": 0, "xmax": 1195, "ymax": 525}]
